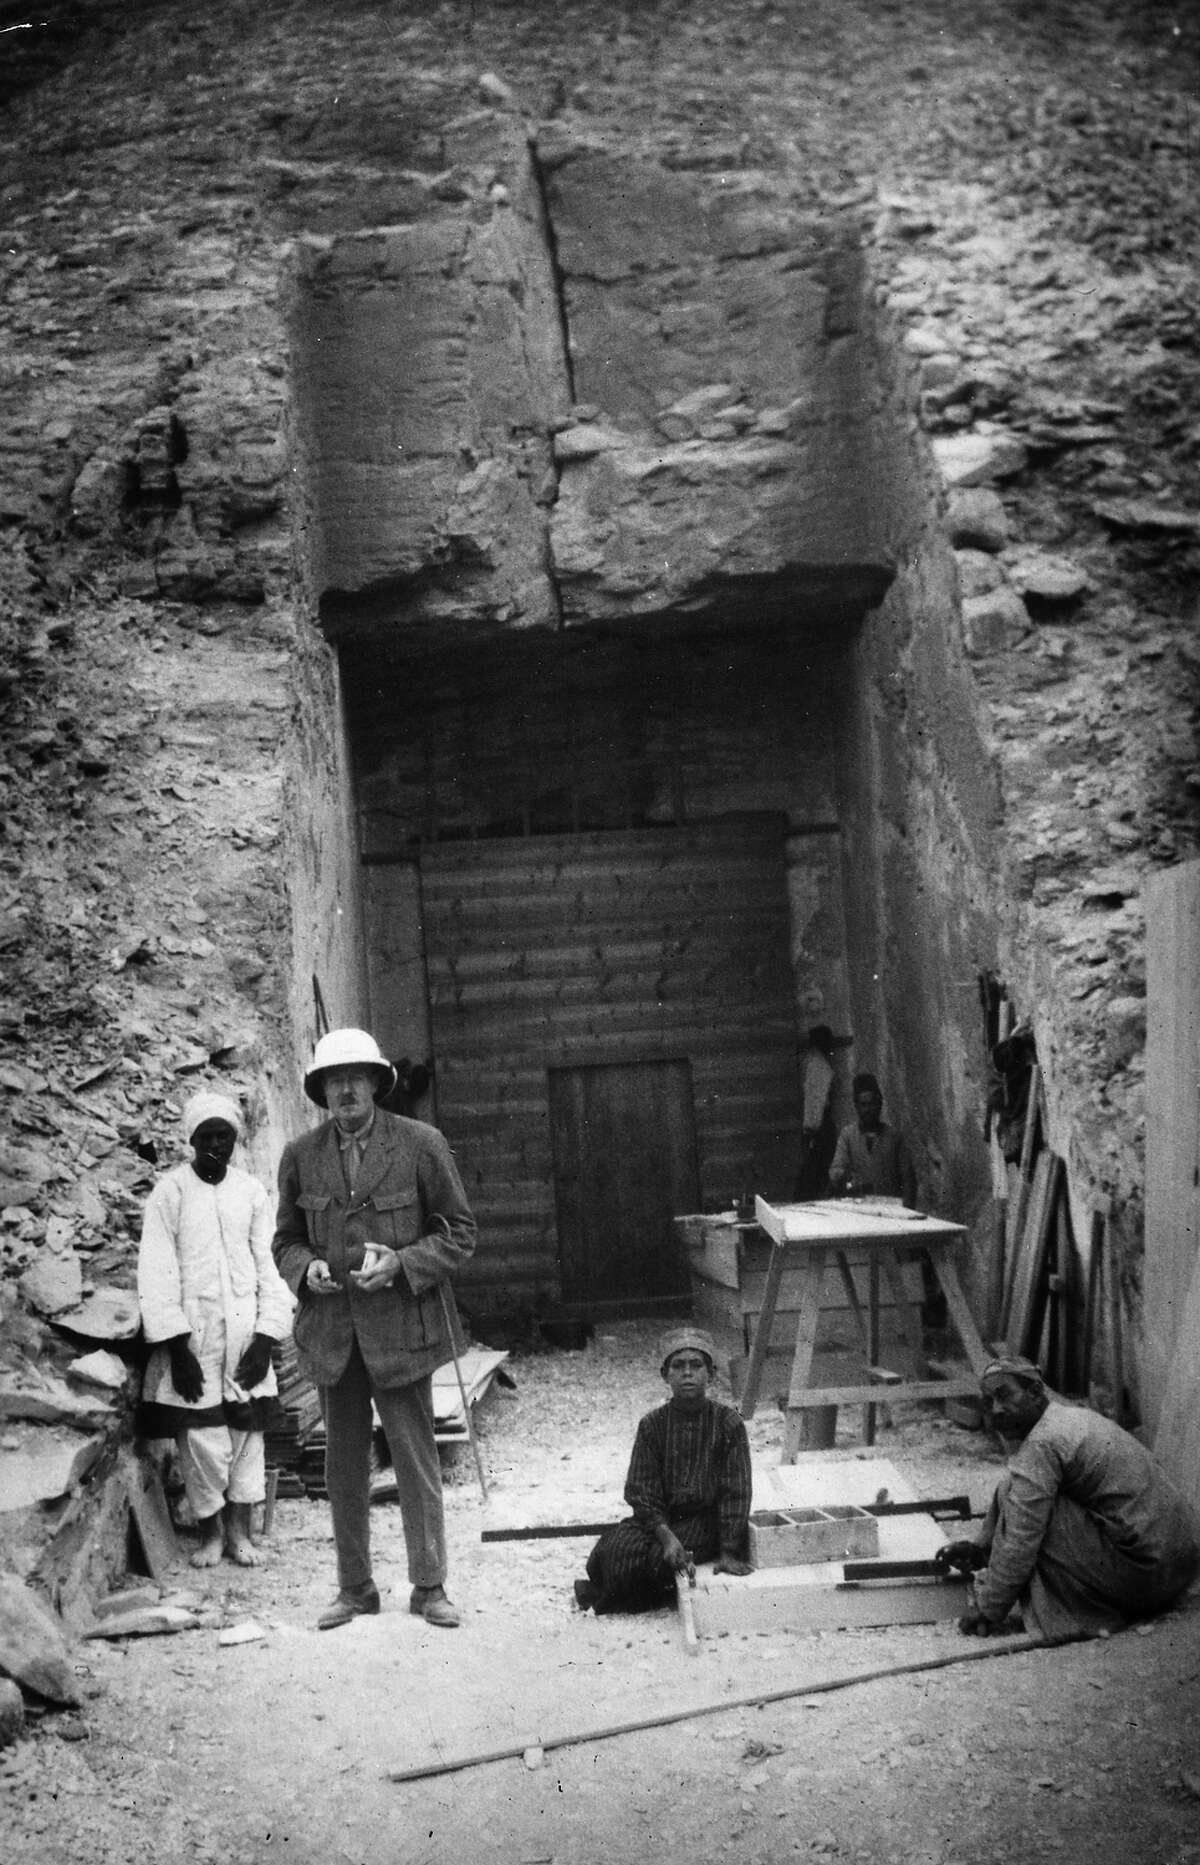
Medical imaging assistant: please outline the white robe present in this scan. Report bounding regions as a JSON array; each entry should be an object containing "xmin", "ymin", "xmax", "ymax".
[{"xmin": 138, "ymin": 1162, "xmax": 293, "ymax": 1411}]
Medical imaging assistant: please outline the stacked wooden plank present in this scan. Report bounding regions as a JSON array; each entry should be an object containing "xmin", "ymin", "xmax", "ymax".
[
  {"xmin": 268, "ymin": 1347, "xmax": 512, "ymax": 1502},
  {"xmin": 430, "ymin": 1348, "xmax": 511, "ymax": 1442},
  {"xmin": 264, "ymin": 1338, "xmax": 321, "ymax": 1499},
  {"xmin": 997, "ymin": 1135, "xmax": 1090, "ymax": 1393},
  {"xmin": 1153, "ymin": 1244, "xmax": 1200, "ymax": 1512}
]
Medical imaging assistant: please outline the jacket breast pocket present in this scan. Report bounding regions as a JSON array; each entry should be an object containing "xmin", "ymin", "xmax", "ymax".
[
  {"xmin": 296, "ymin": 1191, "xmax": 332, "ymax": 1251},
  {"xmin": 371, "ymin": 1190, "xmax": 420, "ymax": 1249}
]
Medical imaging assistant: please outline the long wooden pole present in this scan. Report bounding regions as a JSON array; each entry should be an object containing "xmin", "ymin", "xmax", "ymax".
[
  {"xmin": 386, "ymin": 1633, "xmax": 1047, "ymax": 1783},
  {"xmin": 479, "ymin": 1497, "xmax": 972, "ymax": 1543},
  {"xmin": 437, "ymin": 1280, "xmax": 489, "ymax": 1501},
  {"xmin": 1003, "ymin": 1063, "xmax": 1041, "ymax": 1332}
]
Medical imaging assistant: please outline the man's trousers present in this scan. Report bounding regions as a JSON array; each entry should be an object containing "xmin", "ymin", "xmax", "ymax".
[{"xmin": 319, "ymin": 1336, "xmax": 446, "ymax": 1594}]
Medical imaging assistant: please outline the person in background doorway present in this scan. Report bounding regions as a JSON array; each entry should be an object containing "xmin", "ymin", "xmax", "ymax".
[
  {"xmin": 138, "ymin": 1091, "xmax": 293, "ymax": 1568},
  {"xmin": 794, "ymin": 1023, "xmax": 852, "ymax": 1201},
  {"xmin": 273, "ymin": 1027, "xmax": 477, "ymax": 1631},
  {"xmin": 828, "ymin": 1071, "xmax": 917, "ymax": 1205},
  {"xmin": 936, "ymin": 1356, "xmax": 1200, "ymax": 1641},
  {"xmin": 574, "ymin": 1327, "xmax": 753, "ymax": 1614}
]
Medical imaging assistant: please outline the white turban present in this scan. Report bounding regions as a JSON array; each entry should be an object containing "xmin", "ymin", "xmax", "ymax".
[{"xmin": 183, "ymin": 1091, "xmax": 243, "ymax": 1142}]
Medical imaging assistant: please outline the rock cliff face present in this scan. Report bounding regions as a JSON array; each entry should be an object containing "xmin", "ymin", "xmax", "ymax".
[{"xmin": 0, "ymin": 0, "xmax": 1196, "ymax": 1601}]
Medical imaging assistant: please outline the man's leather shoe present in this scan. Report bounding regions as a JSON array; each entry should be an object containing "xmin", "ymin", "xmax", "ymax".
[
  {"xmin": 409, "ymin": 1585, "xmax": 461, "ymax": 1628},
  {"xmin": 317, "ymin": 1584, "xmax": 381, "ymax": 1630}
]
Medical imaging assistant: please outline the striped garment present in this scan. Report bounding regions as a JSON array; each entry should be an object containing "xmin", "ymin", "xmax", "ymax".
[{"xmin": 585, "ymin": 1397, "xmax": 752, "ymax": 1611}]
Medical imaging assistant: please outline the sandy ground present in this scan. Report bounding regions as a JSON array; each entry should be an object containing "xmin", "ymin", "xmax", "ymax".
[{"xmin": 4, "ymin": 1323, "xmax": 1200, "ymax": 1865}]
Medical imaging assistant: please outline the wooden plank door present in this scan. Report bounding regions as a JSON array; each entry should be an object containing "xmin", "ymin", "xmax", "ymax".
[{"xmin": 548, "ymin": 1059, "xmax": 699, "ymax": 1316}]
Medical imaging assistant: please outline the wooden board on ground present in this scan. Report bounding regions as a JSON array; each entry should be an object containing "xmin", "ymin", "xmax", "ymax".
[
  {"xmin": 690, "ymin": 1512, "xmax": 965, "ymax": 1636},
  {"xmin": 691, "ymin": 1457, "xmax": 963, "ymax": 1637},
  {"xmin": 752, "ymin": 1454, "xmax": 917, "ymax": 1511},
  {"xmin": 431, "ymin": 1347, "xmax": 510, "ymax": 1442},
  {"xmin": 125, "ymin": 1457, "xmax": 179, "ymax": 1581},
  {"xmin": 1153, "ymin": 1242, "xmax": 1200, "ymax": 1515},
  {"xmin": 1143, "ymin": 859, "xmax": 1200, "ymax": 1433}
]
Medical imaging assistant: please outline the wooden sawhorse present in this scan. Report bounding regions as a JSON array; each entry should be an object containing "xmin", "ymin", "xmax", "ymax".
[{"xmin": 740, "ymin": 1199, "xmax": 991, "ymax": 1459}]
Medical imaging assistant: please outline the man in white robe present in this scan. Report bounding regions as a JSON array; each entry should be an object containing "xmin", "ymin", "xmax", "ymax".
[{"xmin": 138, "ymin": 1091, "xmax": 293, "ymax": 1567}]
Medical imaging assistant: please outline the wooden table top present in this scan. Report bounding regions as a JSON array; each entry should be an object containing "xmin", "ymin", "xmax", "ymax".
[{"xmin": 753, "ymin": 1197, "xmax": 966, "ymax": 1247}]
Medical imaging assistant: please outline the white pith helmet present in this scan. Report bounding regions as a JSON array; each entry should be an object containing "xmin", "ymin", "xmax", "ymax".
[{"xmin": 304, "ymin": 1028, "xmax": 398, "ymax": 1107}]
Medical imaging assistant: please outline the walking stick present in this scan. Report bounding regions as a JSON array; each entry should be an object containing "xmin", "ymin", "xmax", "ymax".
[{"xmin": 437, "ymin": 1278, "xmax": 489, "ymax": 1501}]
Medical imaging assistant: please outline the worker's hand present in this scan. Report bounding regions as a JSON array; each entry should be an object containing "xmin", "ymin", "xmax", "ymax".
[
  {"xmin": 957, "ymin": 1609, "xmax": 1009, "ymax": 1637},
  {"xmin": 167, "ymin": 1336, "xmax": 205, "ymax": 1404},
  {"xmin": 306, "ymin": 1259, "xmax": 339, "ymax": 1296},
  {"xmin": 658, "ymin": 1529, "xmax": 695, "ymax": 1579},
  {"xmin": 234, "ymin": 1332, "xmax": 274, "ymax": 1390},
  {"xmin": 934, "ymin": 1539, "xmax": 988, "ymax": 1577},
  {"xmin": 713, "ymin": 1556, "xmax": 754, "ymax": 1577},
  {"xmin": 350, "ymin": 1243, "xmax": 399, "ymax": 1293}
]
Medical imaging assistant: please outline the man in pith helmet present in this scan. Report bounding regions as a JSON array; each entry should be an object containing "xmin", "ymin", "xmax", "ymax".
[{"xmin": 273, "ymin": 1027, "xmax": 477, "ymax": 1630}]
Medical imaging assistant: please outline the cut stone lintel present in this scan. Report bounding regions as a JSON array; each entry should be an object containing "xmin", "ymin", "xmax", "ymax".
[{"xmin": 296, "ymin": 126, "xmax": 895, "ymax": 645}]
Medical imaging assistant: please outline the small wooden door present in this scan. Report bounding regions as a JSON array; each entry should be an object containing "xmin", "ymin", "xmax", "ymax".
[{"xmin": 548, "ymin": 1059, "xmax": 699, "ymax": 1316}]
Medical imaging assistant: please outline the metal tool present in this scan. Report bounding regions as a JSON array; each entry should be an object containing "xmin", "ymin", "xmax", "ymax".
[
  {"xmin": 675, "ymin": 1571, "xmax": 700, "ymax": 1657},
  {"xmin": 840, "ymin": 1558, "xmax": 958, "ymax": 1583}
]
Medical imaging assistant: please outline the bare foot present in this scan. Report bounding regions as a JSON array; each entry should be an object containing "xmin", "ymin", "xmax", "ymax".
[
  {"xmin": 225, "ymin": 1534, "xmax": 264, "ymax": 1568},
  {"xmin": 224, "ymin": 1502, "xmax": 263, "ymax": 1567},
  {"xmin": 190, "ymin": 1534, "xmax": 224, "ymax": 1569}
]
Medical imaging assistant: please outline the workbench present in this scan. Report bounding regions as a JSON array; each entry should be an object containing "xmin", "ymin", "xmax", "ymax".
[
  {"xmin": 678, "ymin": 1208, "xmax": 927, "ymax": 1398},
  {"xmin": 743, "ymin": 1198, "xmax": 991, "ymax": 1458}
]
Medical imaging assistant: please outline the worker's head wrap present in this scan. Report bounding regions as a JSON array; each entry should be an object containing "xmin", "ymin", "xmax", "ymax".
[
  {"xmin": 852, "ymin": 1071, "xmax": 882, "ymax": 1099},
  {"xmin": 183, "ymin": 1091, "xmax": 243, "ymax": 1144},
  {"xmin": 980, "ymin": 1354, "xmax": 1044, "ymax": 1391},
  {"xmin": 658, "ymin": 1326, "xmax": 718, "ymax": 1376}
]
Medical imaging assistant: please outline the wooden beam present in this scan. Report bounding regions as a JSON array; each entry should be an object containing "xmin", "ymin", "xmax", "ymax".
[
  {"xmin": 481, "ymin": 1522, "xmax": 613, "ymax": 1542},
  {"xmin": 385, "ymin": 1634, "xmax": 1049, "ymax": 1784},
  {"xmin": 782, "ymin": 1378, "xmax": 980, "ymax": 1408},
  {"xmin": 738, "ymin": 1238, "xmax": 786, "ymax": 1419},
  {"xmin": 480, "ymin": 1497, "xmax": 972, "ymax": 1542}
]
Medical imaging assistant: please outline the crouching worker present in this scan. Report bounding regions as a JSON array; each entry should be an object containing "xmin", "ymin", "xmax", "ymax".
[
  {"xmin": 138, "ymin": 1093, "xmax": 293, "ymax": 1568},
  {"xmin": 935, "ymin": 1356, "xmax": 1200, "ymax": 1642},
  {"xmin": 575, "ymin": 1327, "xmax": 754, "ymax": 1614}
]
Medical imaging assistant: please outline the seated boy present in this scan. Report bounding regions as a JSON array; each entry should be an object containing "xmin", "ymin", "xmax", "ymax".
[{"xmin": 575, "ymin": 1327, "xmax": 753, "ymax": 1613}]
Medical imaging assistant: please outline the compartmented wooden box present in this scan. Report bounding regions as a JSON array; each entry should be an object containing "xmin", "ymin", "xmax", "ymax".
[{"xmin": 748, "ymin": 1503, "xmax": 880, "ymax": 1568}]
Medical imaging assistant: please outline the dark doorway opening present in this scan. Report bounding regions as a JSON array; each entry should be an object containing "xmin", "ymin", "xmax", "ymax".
[{"xmin": 548, "ymin": 1058, "xmax": 698, "ymax": 1318}]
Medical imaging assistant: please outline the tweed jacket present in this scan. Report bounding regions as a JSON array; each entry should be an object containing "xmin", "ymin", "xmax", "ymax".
[{"xmin": 272, "ymin": 1111, "xmax": 477, "ymax": 1390}]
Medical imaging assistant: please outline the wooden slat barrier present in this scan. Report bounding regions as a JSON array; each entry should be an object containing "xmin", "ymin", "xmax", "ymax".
[{"xmin": 419, "ymin": 820, "xmax": 802, "ymax": 1312}]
